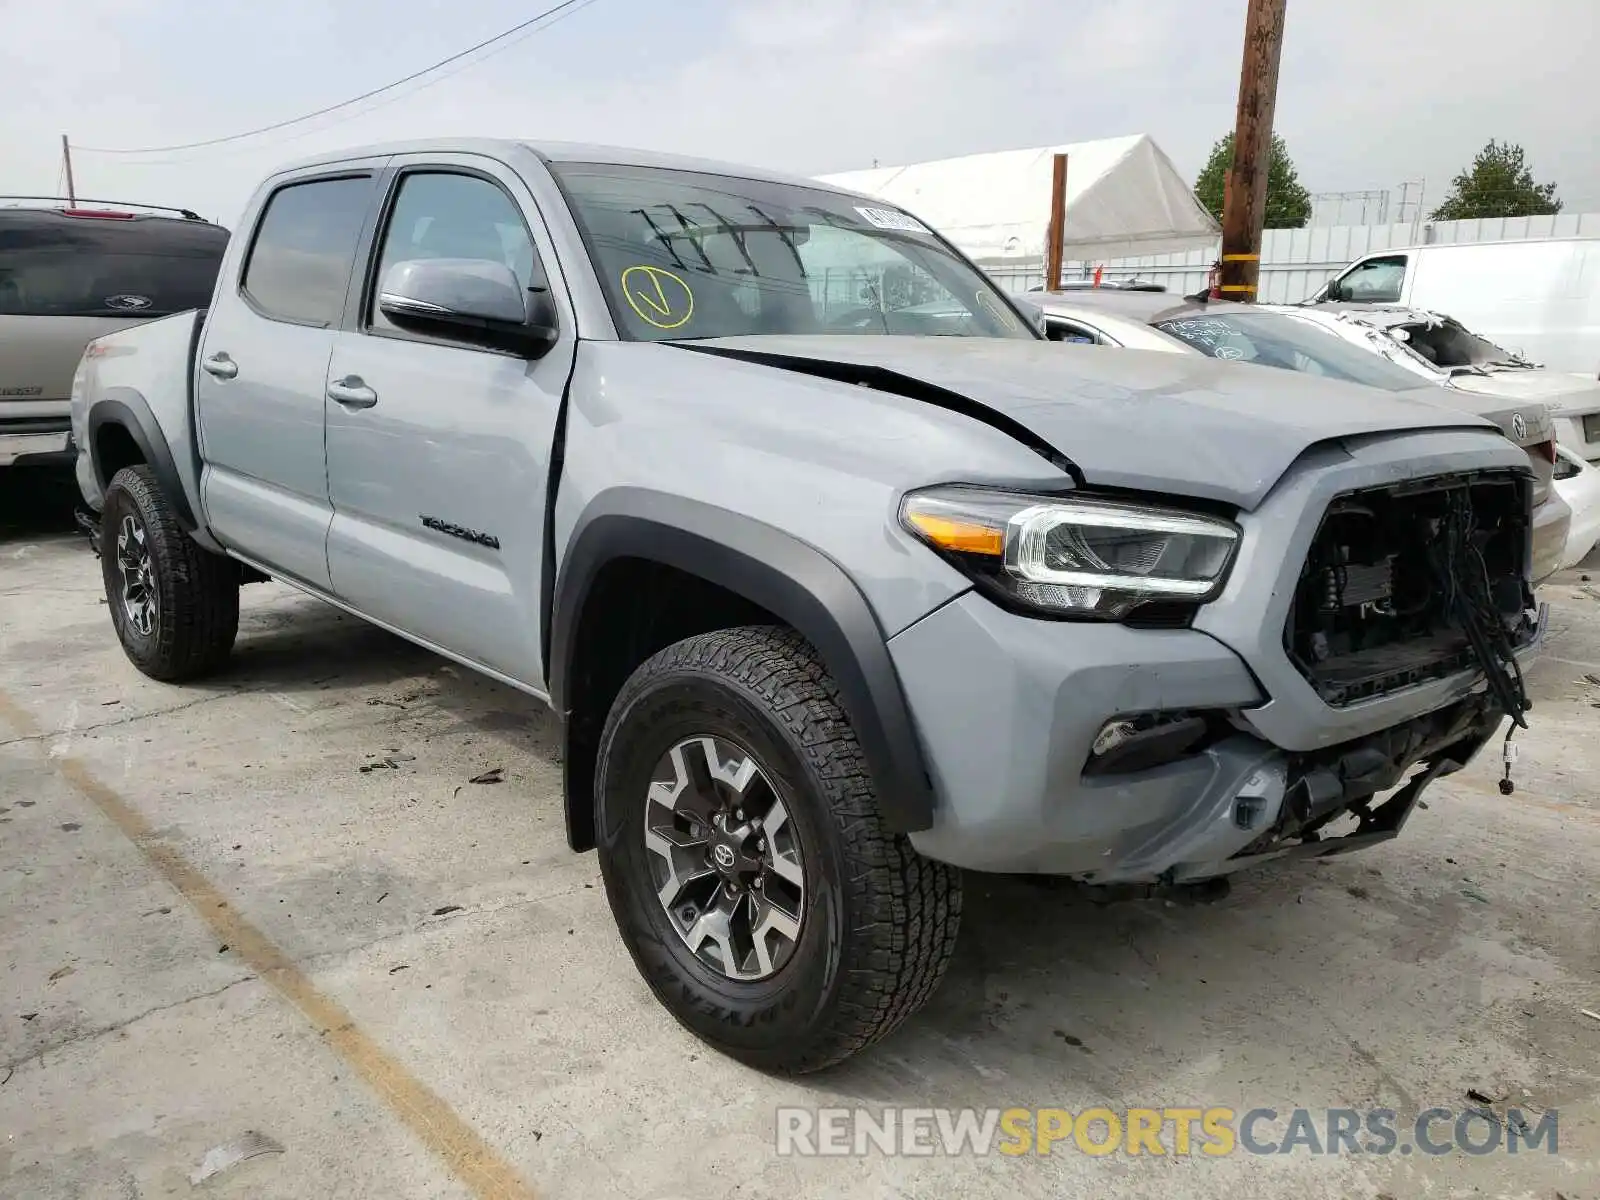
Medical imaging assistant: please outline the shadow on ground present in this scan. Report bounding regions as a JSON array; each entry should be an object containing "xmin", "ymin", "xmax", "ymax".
[{"xmin": 0, "ymin": 463, "xmax": 80, "ymax": 544}]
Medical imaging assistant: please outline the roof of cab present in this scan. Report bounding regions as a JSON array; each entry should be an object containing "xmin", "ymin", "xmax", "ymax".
[{"xmin": 273, "ymin": 138, "xmax": 851, "ymax": 194}]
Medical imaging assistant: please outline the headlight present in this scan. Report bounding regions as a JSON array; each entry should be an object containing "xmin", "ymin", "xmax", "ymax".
[{"xmin": 900, "ymin": 486, "xmax": 1240, "ymax": 619}]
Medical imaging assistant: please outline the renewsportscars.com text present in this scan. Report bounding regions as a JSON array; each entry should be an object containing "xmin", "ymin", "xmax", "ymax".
[{"xmin": 775, "ymin": 1106, "xmax": 1558, "ymax": 1158}]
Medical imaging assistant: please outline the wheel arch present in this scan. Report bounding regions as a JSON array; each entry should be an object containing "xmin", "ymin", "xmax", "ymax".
[
  {"xmin": 88, "ymin": 390, "xmax": 197, "ymax": 531},
  {"xmin": 547, "ymin": 489, "xmax": 936, "ymax": 851}
]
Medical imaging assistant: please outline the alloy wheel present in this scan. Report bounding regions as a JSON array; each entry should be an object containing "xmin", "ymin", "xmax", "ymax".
[
  {"xmin": 643, "ymin": 735, "xmax": 806, "ymax": 981},
  {"xmin": 115, "ymin": 513, "xmax": 158, "ymax": 637}
]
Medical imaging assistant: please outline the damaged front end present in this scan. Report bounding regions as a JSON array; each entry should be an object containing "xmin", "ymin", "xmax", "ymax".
[
  {"xmin": 1285, "ymin": 468, "xmax": 1538, "ymax": 708},
  {"xmin": 1212, "ymin": 695, "xmax": 1503, "ymax": 879},
  {"xmin": 1151, "ymin": 468, "xmax": 1539, "ymax": 884}
]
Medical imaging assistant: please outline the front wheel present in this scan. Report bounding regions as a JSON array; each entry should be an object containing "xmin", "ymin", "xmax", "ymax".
[
  {"xmin": 99, "ymin": 465, "xmax": 239, "ymax": 681},
  {"xmin": 594, "ymin": 625, "xmax": 961, "ymax": 1073}
]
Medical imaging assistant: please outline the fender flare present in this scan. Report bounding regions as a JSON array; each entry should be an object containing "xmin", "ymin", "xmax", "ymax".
[
  {"xmin": 87, "ymin": 390, "xmax": 199, "ymax": 531},
  {"xmin": 547, "ymin": 489, "xmax": 936, "ymax": 839}
]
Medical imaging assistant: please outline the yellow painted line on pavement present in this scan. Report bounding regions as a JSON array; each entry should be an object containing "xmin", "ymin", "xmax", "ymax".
[{"xmin": 0, "ymin": 688, "xmax": 540, "ymax": 1200}]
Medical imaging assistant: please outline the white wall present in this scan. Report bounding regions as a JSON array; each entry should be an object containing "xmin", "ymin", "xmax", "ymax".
[{"xmin": 986, "ymin": 210, "xmax": 1600, "ymax": 303}]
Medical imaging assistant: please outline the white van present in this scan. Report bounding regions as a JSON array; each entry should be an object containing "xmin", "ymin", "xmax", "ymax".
[{"xmin": 1312, "ymin": 238, "xmax": 1600, "ymax": 378}]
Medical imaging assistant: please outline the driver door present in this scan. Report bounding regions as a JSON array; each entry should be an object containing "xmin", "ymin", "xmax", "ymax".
[{"xmin": 323, "ymin": 154, "xmax": 575, "ymax": 688}]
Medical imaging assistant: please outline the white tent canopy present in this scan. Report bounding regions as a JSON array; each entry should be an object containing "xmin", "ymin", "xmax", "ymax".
[{"xmin": 818, "ymin": 134, "xmax": 1219, "ymax": 265}]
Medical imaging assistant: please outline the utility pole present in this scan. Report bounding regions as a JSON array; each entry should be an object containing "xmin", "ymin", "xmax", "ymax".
[
  {"xmin": 61, "ymin": 135, "xmax": 77, "ymax": 205},
  {"xmin": 1218, "ymin": 0, "xmax": 1287, "ymax": 302},
  {"xmin": 1044, "ymin": 153, "xmax": 1068, "ymax": 292}
]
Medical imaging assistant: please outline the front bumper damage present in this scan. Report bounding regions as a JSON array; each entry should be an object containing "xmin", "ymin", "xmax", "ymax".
[
  {"xmin": 891, "ymin": 593, "xmax": 1544, "ymax": 881},
  {"xmin": 889, "ymin": 428, "xmax": 1545, "ymax": 882}
]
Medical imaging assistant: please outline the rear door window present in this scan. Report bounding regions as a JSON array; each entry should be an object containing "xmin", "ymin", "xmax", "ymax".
[
  {"xmin": 0, "ymin": 212, "xmax": 228, "ymax": 317},
  {"xmin": 241, "ymin": 176, "xmax": 374, "ymax": 327}
]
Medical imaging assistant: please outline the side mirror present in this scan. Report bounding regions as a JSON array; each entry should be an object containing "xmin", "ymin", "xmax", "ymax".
[
  {"xmin": 377, "ymin": 258, "xmax": 557, "ymax": 357},
  {"xmin": 1321, "ymin": 279, "xmax": 1343, "ymax": 302}
]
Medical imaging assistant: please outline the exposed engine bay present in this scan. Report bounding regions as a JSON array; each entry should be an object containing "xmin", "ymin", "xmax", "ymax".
[{"xmin": 1286, "ymin": 470, "xmax": 1537, "ymax": 712}]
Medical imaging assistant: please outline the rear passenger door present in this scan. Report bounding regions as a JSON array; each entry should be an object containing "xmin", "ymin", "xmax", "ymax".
[
  {"xmin": 323, "ymin": 154, "xmax": 576, "ymax": 688},
  {"xmin": 197, "ymin": 168, "xmax": 384, "ymax": 588}
]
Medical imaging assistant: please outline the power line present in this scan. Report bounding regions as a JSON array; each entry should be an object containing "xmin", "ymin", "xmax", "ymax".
[
  {"xmin": 89, "ymin": 0, "xmax": 602, "ymax": 168},
  {"xmin": 76, "ymin": 0, "xmax": 598, "ymax": 157}
]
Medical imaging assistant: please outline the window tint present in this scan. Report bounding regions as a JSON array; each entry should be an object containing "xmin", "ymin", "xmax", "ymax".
[
  {"xmin": 1337, "ymin": 255, "xmax": 1406, "ymax": 303},
  {"xmin": 0, "ymin": 213, "xmax": 227, "ymax": 318},
  {"xmin": 370, "ymin": 172, "xmax": 537, "ymax": 333},
  {"xmin": 242, "ymin": 177, "xmax": 372, "ymax": 326}
]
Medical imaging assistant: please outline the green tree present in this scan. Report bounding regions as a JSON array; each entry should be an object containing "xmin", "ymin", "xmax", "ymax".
[
  {"xmin": 1429, "ymin": 140, "xmax": 1562, "ymax": 221},
  {"xmin": 1193, "ymin": 132, "xmax": 1312, "ymax": 230}
]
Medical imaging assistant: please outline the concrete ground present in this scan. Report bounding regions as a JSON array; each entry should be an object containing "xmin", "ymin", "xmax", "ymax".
[{"xmin": 2, "ymin": 462, "xmax": 1598, "ymax": 1200}]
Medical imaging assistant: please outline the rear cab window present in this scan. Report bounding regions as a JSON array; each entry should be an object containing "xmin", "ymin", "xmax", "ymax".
[
  {"xmin": 241, "ymin": 176, "xmax": 375, "ymax": 326},
  {"xmin": 0, "ymin": 210, "xmax": 228, "ymax": 317}
]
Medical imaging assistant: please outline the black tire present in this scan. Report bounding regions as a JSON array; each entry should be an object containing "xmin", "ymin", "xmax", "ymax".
[
  {"xmin": 99, "ymin": 465, "xmax": 239, "ymax": 681},
  {"xmin": 594, "ymin": 625, "xmax": 961, "ymax": 1073}
]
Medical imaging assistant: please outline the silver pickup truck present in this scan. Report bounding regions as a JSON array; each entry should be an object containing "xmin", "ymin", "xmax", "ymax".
[{"xmin": 72, "ymin": 138, "xmax": 1544, "ymax": 1072}]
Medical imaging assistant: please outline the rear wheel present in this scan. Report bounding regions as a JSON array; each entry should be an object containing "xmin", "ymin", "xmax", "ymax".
[
  {"xmin": 594, "ymin": 625, "xmax": 961, "ymax": 1073},
  {"xmin": 100, "ymin": 465, "xmax": 239, "ymax": 681}
]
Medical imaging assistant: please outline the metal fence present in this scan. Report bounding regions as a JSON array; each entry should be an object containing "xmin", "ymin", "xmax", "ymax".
[{"xmin": 984, "ymin": 210, "xmax": 1600, "ymax": 304}]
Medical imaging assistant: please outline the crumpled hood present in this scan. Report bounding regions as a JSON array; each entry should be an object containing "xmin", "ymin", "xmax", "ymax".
[{"xmin": 687, "ymin": 335, "xmax": 1494, "ymax": 509}]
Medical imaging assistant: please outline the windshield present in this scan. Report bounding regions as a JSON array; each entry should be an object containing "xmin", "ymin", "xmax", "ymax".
[
  {"xmin": 550, "ymin": 162, "xmax": 1035, "ymax": 342},
  {"xmin": 0, "ymin": 213, "xmax": 228, "ymax": 318},
  {"xmin": 1154, "ymin": 311, "xmax": 1425, "ymax": 392}
]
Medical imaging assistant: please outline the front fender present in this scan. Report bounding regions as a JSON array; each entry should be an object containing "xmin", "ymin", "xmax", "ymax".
[{"xmin": 548, "ymin": 488, "xmax": 937, "ymax": 837}]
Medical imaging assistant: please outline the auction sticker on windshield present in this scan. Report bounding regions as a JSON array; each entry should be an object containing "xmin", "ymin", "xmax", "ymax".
[{"xmin": 854, "ymin": 206, "xmax": 932, "ymax": 236}]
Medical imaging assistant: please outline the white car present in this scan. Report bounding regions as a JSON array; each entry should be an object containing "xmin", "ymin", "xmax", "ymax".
[
  {"xmin": 1310, "ymin": 238, "xmax": 1600, "ymax": 376},
  {"xmin": 1266, "ymin": 303, "xmax": 1600, "ymax": 466},
  {"xmin": 1554, "ymin": 445, "xmax": 1600, "ymax": 568},
  {"xmin": 1023, "ymin": 289, "xmax": 1572, "ymax": 582}
]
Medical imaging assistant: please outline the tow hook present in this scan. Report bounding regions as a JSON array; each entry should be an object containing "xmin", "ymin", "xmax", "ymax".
[{"xmin": 74, "ymin": 507, "xmax": 102, "ymax": 558}]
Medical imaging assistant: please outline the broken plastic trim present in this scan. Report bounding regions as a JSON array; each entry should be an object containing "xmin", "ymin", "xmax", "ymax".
[{"xmin": 672, "ymin": 345, "xmax": 1083, "ymax": 482}]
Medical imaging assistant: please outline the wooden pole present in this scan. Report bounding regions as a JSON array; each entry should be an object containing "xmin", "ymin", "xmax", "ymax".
[
  {"xmin": 1218, "ymin": 0, "xmax": 1287, "ymax": 302},
  {"xmin": 1044, "ymin": 153, "xmax": 1068, "ymax": 292},
  {"xmin": 61, "ymin": 134, "xmax": 77, "ymax": 205}
]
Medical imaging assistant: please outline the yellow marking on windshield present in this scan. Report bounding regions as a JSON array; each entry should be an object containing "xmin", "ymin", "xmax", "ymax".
[{"xmin": 621, "ymin": 265, "xmax": 695, "ymax": 330}]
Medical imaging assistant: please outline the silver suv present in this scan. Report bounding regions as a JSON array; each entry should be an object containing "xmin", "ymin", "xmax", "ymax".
[{"xmin": 0, "ymin": 198, "xmax": 227, "ymax": 468}]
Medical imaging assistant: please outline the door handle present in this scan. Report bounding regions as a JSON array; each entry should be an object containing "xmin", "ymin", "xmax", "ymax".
[
  {"xmin": 327, "ymin": 376, "xmax": 378, "ymax": 409},
  {"xmin": 201, "ymin": 353, "xmax": 239, "ymax": 380}
]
